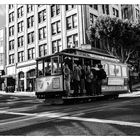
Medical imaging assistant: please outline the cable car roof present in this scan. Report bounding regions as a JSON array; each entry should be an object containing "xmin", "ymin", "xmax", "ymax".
[{"xmin": 36, "ymin": 48, "xmax": 118, "ymax": 62}]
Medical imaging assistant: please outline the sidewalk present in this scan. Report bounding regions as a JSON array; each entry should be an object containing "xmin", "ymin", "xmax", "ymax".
[
  {"xmin": 0, "ymin": 91, "xmax": 35, "ymax": 97},
  {"xmin": 132, "ymin": 83, "xmax": 140, "ymax": 91},
  {"xmin": 119, "ymin": 90, "xmax": 140, "ymax": 97}
]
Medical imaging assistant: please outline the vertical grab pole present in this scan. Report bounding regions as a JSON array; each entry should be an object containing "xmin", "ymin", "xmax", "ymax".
[
  {"xmin": 61, "ymin": 55, "xmax": 65, "ymax": 92},
  {"xmin": 82, "ymin": 58, "xmax": 84, "ymax": 66},
  {"xmin": 91, "ymin": 59, "xmax": 93, "ymax": 66},
  {"xmin": 72, "ymin": 57, "xmax": 74, "ymax": 71}
]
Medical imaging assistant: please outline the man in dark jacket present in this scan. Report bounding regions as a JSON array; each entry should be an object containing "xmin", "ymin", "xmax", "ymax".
[
  {"xmin": 97, "ymin": 64, "xmax": 107, "ymax": 95},
  {"xmin": 91, "ymin": 64, "xmax": 98, "ymax": 96}
]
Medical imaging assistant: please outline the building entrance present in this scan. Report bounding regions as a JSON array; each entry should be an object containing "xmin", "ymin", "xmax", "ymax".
[
  {"xmin": 27, "ymin": 69, "xmax": 35, "ymax": 91},
  {"xmin": 18, "ymin": 71, "xmax": 24, "ymax": 91}
]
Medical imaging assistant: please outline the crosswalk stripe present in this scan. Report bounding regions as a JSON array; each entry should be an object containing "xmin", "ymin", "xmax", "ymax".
[
  {"xmin": 0, "ymin": 110, "xmax": 140, "ymax": 128},
  {"xmin": 61, "ymin": 116, "xmax": 140, "ymax": 128}
]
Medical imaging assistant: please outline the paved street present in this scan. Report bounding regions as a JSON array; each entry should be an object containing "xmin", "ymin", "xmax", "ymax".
[{"xmin": 0, "ymin": 91, "xmax": 140, "ymax": 135}]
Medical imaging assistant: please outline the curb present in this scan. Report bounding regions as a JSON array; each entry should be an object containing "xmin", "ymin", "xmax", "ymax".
[{"xmin": 0, "ymin": 91, "xmax": 35, "ymax": 97}]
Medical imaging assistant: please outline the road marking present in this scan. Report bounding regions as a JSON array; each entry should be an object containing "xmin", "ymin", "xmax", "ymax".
[
  {"xmin": 0, "ymin": 107, "xmax": 9, "ymax": 110},
  {"xmin": 0, "ymin": 110, "xmax": 37, "ymax": 116},
  {"xmin": 61, "ymin": 116, "xmax": 140, "ymax": 128},
  {"xmin": 1, "ymin": 110, "xmax": 140, "ymax": 129},
  {"xmin": 6, "ymin": 105, "xmax": 38, "ymax": 112}
]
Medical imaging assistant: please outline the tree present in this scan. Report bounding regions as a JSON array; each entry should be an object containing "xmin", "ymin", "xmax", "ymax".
[{"xmin": 88, "ymin": 15, "xmax": 140, "ymax": 64}]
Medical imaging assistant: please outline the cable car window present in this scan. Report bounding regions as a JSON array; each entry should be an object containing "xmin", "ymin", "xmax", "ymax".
[
  {"xmin": 51, "ymin": 56, "xmax": 62, "ymax": 75},
  {"xmin": 109, "ymin": 64, "xmax": 115, "ymax": 76},
  {"xmin": 44, "ymin": 58, "xmax": 51, "ymax": 76},
  {"xmin": 38, "ymin": 60, "xmax": 43, "ymax": 77},
  {"xmin": 122, "ymin": 66, "xmax": 127, "ymax": 77},
  {"xmin": 116, "ymin": 65, "xmax": 121, "ymax": 77},
  {"xmin": 103, "ymin": 63, "xmax": 108, "ymax": 76}
]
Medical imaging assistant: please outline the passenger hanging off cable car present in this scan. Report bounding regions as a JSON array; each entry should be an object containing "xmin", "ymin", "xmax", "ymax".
[
  {"xmin": 96, "ymin": 64, "xmax": 107, "ymax": 95},
  {"xmin": 85, "ymin": 65, "xmax": 93, "ymax": 96},
  {"xmin": 63, "ymin": 64, "xmax": 71, "ymax": 96},
  {"xmin": 45, "ymin": 63, "xmax": 51, "ymax": 76},
  {"xmin": 73, "ymin": 63, "xmax": 81, "ymax": 96},
  {"xmin": 91, "ymin": 64, "xmax": 98, "ymax": 96},
  {"xmin": 80, "ymin": 65, "xmax": 86, "ymax": 95}
]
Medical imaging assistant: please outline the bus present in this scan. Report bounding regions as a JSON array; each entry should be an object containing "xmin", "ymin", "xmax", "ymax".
[{"xmin": 35, "ymin": 48, "xmax": 129, "ymax": 104}]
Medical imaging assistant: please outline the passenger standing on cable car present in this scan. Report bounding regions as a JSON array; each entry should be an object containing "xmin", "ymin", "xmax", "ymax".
[
  {"xmin": 85, "ymin": 65, "xmax": 93, "ymax": 96},
  {"xmin": 73, "ymin": 63, "xmax": 81, "ymax": 96},
  {"xmin": 97, "ymin": 64, "xmax": 107, "ymax": 95},
  {"xmin": 45, "ymin": 63, "xmax": 51, "ymax": 76},
  {"xmin": 64, "ymin": 64, "xmax": 71, "ymax": 96},
  {"xmin": 91, "ymin": 64, "xmax": 98, "ymax": 96},
  {"xmin": 80, "ymin": 65, "xmax": 86, "ymax": 95}
]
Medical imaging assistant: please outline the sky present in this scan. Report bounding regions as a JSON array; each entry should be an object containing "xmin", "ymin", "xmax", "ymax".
[{"xmin": 0, "ymin": 4, "xmax": 6, "ymax": 28}]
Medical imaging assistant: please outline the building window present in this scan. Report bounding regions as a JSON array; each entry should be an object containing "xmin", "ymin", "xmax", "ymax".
[
  {"xmin": 18, "ymin": 36, "xmax": 24, "ymax": 47},
  {"xmin": 38, "ymin": 27, "xmax": 47, "ymax": 40},
  {"xmin": 9, "ymin": 4, "xmax": 14, "ymax": 10},
  {"xmin": 67, "ymin": 34, "xmax": 78, "ymax": 48},
  {"xmin": 56, "ymin": 5, "xmax": 60, "ymax": 15},
  {"xmin": 89, "ymin": 5, "xmax": 98, "ymax": 10},
  {"xmin": 94, "ymin": 5, "xmax": 98, "ymax": 10},
  {"xmin": 38, "ymin": 5, "xmax": 44, "ymax": 7},
  {"xmin": 27, "ymin": 4, "xmax": 33, "ymax": 13},
  {"xmin": 27, "ymin": 32, "xmax": 34, "ymax": 44},
  {"xmin": 52, "ymin": 39, "xmax": 62, "ymax": 53},
  {"xmin": 39, "ymin": 44, "xmax": 47, "ymax": 57},
  {"xmin": 9, "ymin": 26, "xmax": 14, "ymax": 37},
  {"xmin": 123, "ymin": 8, "xmax": 128, "ymax": 19},
  {"xmin": 113, "ymin": 8, "xmax": 119, "ymax": 17},
  {"xmin": 90, "ymin": 13, "xmax": 97, "ymax": 24},
  {"xmin": 28, "ymin": 48, "xmax": 35, "ymax": 60},
  {"xmin": 27, "ymin": 16, "xmax": 34, "ymax": 28},
  {"xmin": 17, "ymin": 21, "xmax": 24, "ymax": 33},
  {"xmin": 51, "ymin": 20, "xmax": 61, "ymax": 35},
  {"xmin": 9, "ymin": 40, "xmax": 14, "ymax": 50},
  {"xmin": 136, "ymin": 9, "xmax": 140, "ymax": 18},
  {"xmin": 17, "ymin": 6, "xmax": 24, "ymax": 18},
  {"xmin": 102, "ymin": 4, "xmax": 109, "ymax": 15},
  {"xmin": 66, "ymin": 14, "xmax": 77, "ymax": 30},
  {"xmin": 18, "ymin": 51, "xmax": 24, "ymax": 62},
  {"xmin": 9, "ymin": 12, "xmax": 14, "ymax": 23},
  {"xmin": 90, "ymin": 13, "xmax": 94, "ymax": 24},
  {"xmin": 0, "ymin": 54, "xmax": 3, "ymax": 65},
  {"xmin": 65, "ymin": 5, "xmax": 76, "ymax": 11},
  {"xmin": 51, "ymin": 5, "xmax": 60, "ymax": 17},
  {"xmin": 38, "ymin": 9, "xmax": 46, "ymax": 23},
  {"xmin": 9, "ymin": 54, "xmax": 14, "ymax": 64}
]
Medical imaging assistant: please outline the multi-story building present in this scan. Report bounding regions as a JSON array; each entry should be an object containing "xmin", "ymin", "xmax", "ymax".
[
  {"xmin": 0, "ymin": 27, "xmax": 6, "ymax": 90},
  {"xmin": 5, "ymin": 4, "xmax": 122, "ymax": 92},
  {"xmin": 121, "ymin": 4, "xmax": 140, "ymax": 23}
]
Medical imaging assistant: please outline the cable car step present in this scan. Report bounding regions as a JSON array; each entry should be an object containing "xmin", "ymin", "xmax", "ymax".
[{"xmin": 62, "ymin": 95, "xmax": 104, "ymax": 99}]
